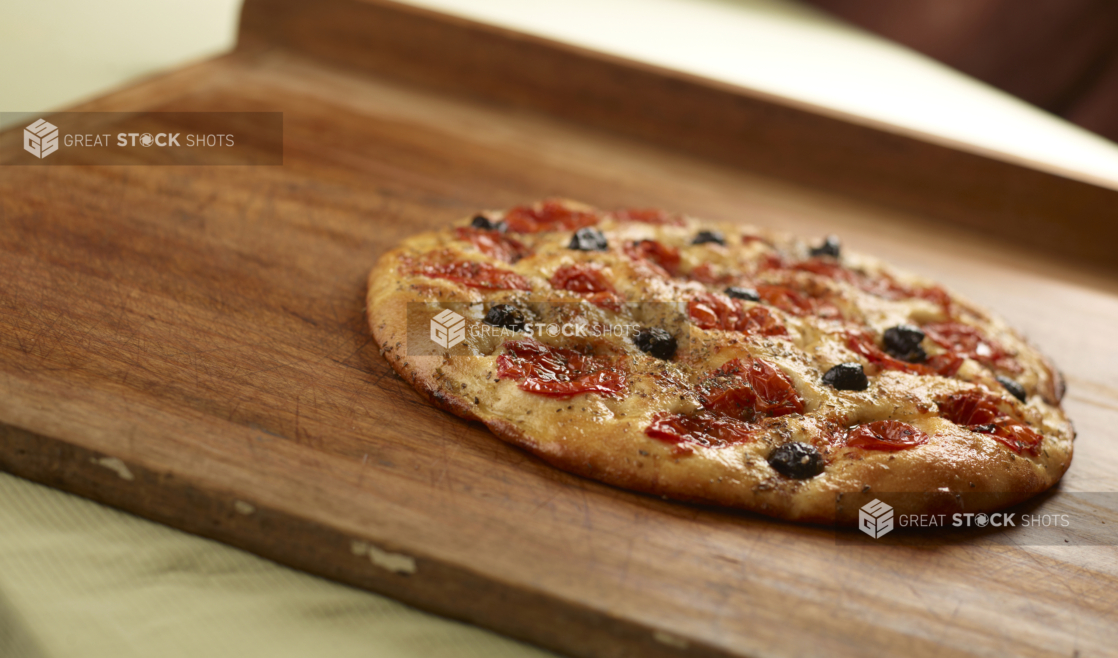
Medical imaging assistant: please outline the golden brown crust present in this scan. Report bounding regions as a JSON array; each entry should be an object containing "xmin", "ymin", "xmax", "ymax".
[{"xmin": 367, "ymin": 200, "xmax": 1074, "ymax": 524}]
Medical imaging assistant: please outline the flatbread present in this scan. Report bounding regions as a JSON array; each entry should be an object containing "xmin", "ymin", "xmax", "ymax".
[{"xmin": 367, "ymin": 200, "xmax": 1073, "ymax": 523}]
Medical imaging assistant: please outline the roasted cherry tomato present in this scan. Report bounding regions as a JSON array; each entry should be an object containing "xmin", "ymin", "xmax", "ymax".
[
  {"xmin": 454, "ymin": 226, "xmax": 531, "ymax": 263},
  {"xmin": 923, "ymin": 322, "xmax": 1022, "ymax": 374},
  {"xmin": 698, "ymin": 357, "xmax": 804, "ymax": 420},
  {"xmin": 497, "ymin": 340, "xmax": 627, "ymax": 399},
  {"xmin": 623, "ymin": 239, "xmax": 680, "ymax": 277},
  {"xmin": 503, "ymin": 200, "xmax": 600, "ymax": 233},
  {"xmin": 645, "ymin": 411, "xmax": 755, "ymax": 455},
  {"xmin": 846, "ymin": 420, "xmax": 930, "ymax": 451},
  {"xmin": 939, "ymin": 389, "xmax": 1042, "ymax": 455},
  {"xmin": 687, "ymin": 292, "xmax": 788, "ymax": 337},
  {"xmin": 416, "ymin": 260, "xmax": 531, "ymax": 290}
]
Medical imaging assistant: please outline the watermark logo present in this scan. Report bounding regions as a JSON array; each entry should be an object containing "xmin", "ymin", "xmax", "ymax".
[
  {"xmin": 407, "ymin": 301, "xmax": 691, "ymax": 357},
  {"xmin": 859, "ymin": 499, "xmax": 894, "ymax": 539},
  {"xmin": 23, "ymin": 119, "xmax": 58, "ymax": 159},
  {"xmin": 2, "ymin": 112, "xmax": 283, "ymax": 165},
  {"xmin": 430, "ymin": 309, "xmax": 466, "ymax": 349},
  {"xmin": 836, "ymin": 492, "xmax": 1114, "ymax": 545}
]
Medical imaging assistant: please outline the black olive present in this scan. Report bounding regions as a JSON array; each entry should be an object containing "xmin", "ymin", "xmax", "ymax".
[
  {"xmin": 471, "ymin": 215, "xmax": 505, "ymax": 232},
  {"xmin": 692, "ymin": 230, "xmax": 725, "ymax": 246},
  {"xmin": 724, "ymin": 286, "xmax": 760, "ymax": 302},
  {"xmin": 883, "ymin": 325, "xmax": 927, "ymax": 363},
  {"xmin": 633, "ymin": 327, "xmax": 677, "ymax": 360},
  {"xmin": 971, "ymin": 424, "xmax": 997, "ymax": 434},
  {"xmin": 997, "ymin": 376, "xmax": 1027, "ymax": 402},
  {"xmin": 483, "ymin": 304, "xmax": 526, "ymax": 332},
  {"xmin": 809, "ymin": 235, "xmax": 841, "ymax": 258},
  {"xmin": 568, "ymin": 227, "xmax": 609, "ymax": 251},
  {"xmin": 822, "ymin": 362, "xmax": 868, "ymax": 391},
  {"xmin": 768, "ymin": 442, "xmax": 824, "ymax": 479}
]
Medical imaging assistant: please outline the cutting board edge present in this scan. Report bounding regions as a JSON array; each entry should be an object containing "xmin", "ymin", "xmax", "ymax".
[
  {"xmin": 234, "ymin": 0, "xmax": 1118, "ymax": 274},
  {"xmin": 0, "ymin": 420, "xmax": 743, "ymax": 658}
]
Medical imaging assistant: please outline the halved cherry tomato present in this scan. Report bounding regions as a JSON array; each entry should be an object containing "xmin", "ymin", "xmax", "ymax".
[
  {"xmin": 846, "ymin": 420, "xmax": 929, "ymax": 451},
  {"xmin": 550, "ymin": 263, "xmax": 613, "ymax": 294},
  {"xmin": 739, "ymin": 306, "xmax": 786, "ymax": 336},
  {"xmin": 504, "ymin": 200, "xmax": 599, "ymax": 233},
  {"xmin": 686, "ymin": 262, "xmax": 735, "ymax": 286},
  {"xmin": 914, "ymin": 285, "xmax": 952, "ymax": 311},
  {"xmin": 939, "ymin": 389, "xmax": 1042, "ymax": 455},
  {"xmin": 845, "ymin": 331, "xmax": 962, "ymax": 377},
  {"xmin": 416, "ymin": 260, "xmax": 531, "ymax": 290},
  {"xmin": 698, "ymin": 357, "xmax": 804, "ymax": 419},
  {"xmin": 687, "ymin": 292, "xmax": 788, "ymax": 336},
  {"xmin": 497, "ymin": 340, "xmax": 627, "ymax": 399},
  {"xmin": 757, "ymin": 284, "xmax": 816, "ymax": 317},
  {"xmin": 453, "ymin": 227, "xmax": 531, "ymax": 263},
  {"xmin": 623, "ymin": 239, "xmax": 680, "ymax": 277},
  {"xmin": 645, "ymin": 411, "xmax": 755, "ymax": 454},
  {"xmin": 550, "ymin": 264, "xmax": 624, "ymax": 311},
  {"xmin": 791, "ymin": 258, "xmax": 914, "ymax": 300},
  {"xmin": 924, "ymin": 322, "xmax": 1022, "ymax": 374}
]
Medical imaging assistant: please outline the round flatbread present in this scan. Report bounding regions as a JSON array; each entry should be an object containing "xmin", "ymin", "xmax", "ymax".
[{"xmin": 367, "ymin": 199, "xmax": 1073, "ymax": 524}]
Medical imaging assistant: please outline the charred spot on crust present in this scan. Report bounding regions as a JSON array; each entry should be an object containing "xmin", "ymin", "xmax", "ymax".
[
  {"xmin": 483, "ymin": 304, "xmax": 526, "ymax": 332},
  {"xmin": 997, "ymin": 375, "xmax": 1027, "ymax": 402},
  {"xmin": 692, "ymin": 230, "xmax": 725, "ymax": 246},
  {"xmin": 822, "ymin": 362, "xmax": 868, "ymax": 391},
  {"xmin": 568, "ymin": 227, "xmax": 609, "ymax": 251},
  {"xmin": 633, "ymin": 327, "xmax": 677, "ymax": 360},
  {"xmin": 724, "ymin": 286, "xmax": 760, "ymax": 302},
  {"xmin": 883, "ymin": 325, "xmax": 927, "ymax": 363},
  {"xmin": 809, "ymin": 235, "xmax": 841, "ymax": 258},
  {"xmin": 767, "ymin": 442, "xmax": 824, "ymax": 479}
]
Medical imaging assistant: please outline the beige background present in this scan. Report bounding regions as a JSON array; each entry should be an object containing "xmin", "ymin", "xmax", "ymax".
[{"xmin": 0, "ymin": 0, "xmax": 239, "ymax": 130}]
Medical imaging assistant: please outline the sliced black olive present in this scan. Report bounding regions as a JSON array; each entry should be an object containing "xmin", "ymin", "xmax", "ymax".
[
  {"xmin": 809, "ymin": 235, "xmax": 841, "ymax": 258},
  {"xmin": 568, "ymin": 227, "xmax": 609, "ymax": 251},
  {"xmin": 883, "ymin": 325, "xmax": 927, "ymax": 363},
  {"xmin": 997, "ymin": 376, "xmax": 1027, "ymax": 402},
  {"xmin": 483, "ymin": 304, "xmax": 526, "ymax": 332},
  {"xmin": 471, "ymin": 215, "xmax": 505, "ymax": 232},
  {"xmin": 768, "ymin": 442, "xmax": 824, "ymax": 479},
  {"xmin": 692, "ymin": 230, "xmax": 725, "ymax": 246},
  {"xmin": 724, "ymin": 286, "xmax": 760, "ymax": 302},
  {"xmin": 633, "ymin": 327, "xmax": 677, "ymax": 360},
  {"xmin": 822, "ymin": 362, "xmax": 868, "ymax": 391}
]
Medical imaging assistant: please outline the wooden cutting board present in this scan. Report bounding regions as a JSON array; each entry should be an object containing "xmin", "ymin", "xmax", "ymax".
[{"xmin": 2, "ymin": 1, "xmax": 1118, "ymax": 656}]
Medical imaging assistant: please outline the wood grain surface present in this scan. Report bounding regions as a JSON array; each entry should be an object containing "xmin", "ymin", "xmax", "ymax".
[{"xmin": 2, "ymin": 1, "xmax": 1118, "ymax": 657}]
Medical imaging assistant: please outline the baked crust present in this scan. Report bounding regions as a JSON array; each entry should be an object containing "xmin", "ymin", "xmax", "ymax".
[{"xmin": 367, "ymin": 200, "xmax": 1073, "ymax": 524}]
